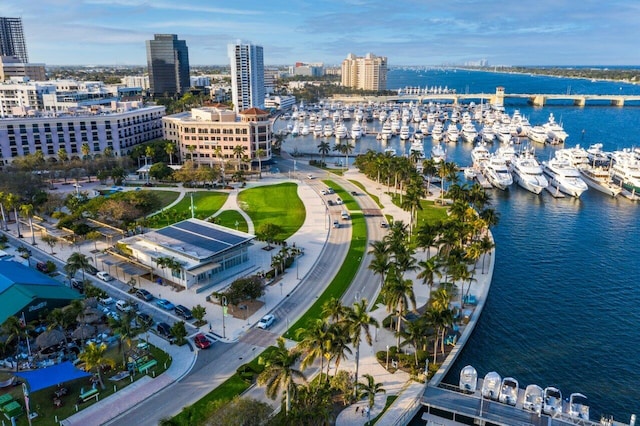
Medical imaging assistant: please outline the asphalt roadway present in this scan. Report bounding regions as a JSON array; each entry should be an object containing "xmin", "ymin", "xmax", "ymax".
[{"xmin": 106, "ymin": 157, "xmax": 384, "ymax": 425}]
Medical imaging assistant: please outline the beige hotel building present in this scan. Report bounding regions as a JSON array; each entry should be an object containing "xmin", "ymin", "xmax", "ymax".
[
  {"xmin": 162, "ymin": 106, "xmax": 272, "ymax": 167},
  {"xmin": 341, "ymin": 53, "xmax": 388, "ymax": 91}
]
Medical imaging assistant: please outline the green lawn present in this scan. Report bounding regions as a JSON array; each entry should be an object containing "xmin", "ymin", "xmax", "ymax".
[
  {"xmin": 238, "ymin": 183, "xmax": 305, "ymax": 240},
  {"xmin": 323, "ymin": 179, "xmax": 358, "ymax": 211},
  {"xmin": 153, "ymin": 190, "xmax": 182, "ymax": 210},
  {"xmin": 147, "ymin": 191, "xmax": 229, "ymax": 228},
  {"xmin": 213, "ymin": 210, "xmax": 249, "ymax": 233},
  {"xmin": 389, "ymin": 193, "xmax": 448, "ymax": 225},
  {"xmin": 349, "ymin": 179, "xmax": 383, "ymax": 208}
]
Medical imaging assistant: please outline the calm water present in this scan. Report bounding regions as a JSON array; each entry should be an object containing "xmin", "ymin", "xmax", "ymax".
[{"xmin": 282, "ymin": 68, "xmax": 640, "ymax": 422}]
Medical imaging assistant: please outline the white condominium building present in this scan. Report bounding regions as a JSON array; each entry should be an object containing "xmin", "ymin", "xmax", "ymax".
[
  {"xmin": 228, "ymin": 42, "xmax": 265, "ymax": 113},
  {"xmin": 341, "ymin": 52, "xmax": 388, "ymax": 91}
]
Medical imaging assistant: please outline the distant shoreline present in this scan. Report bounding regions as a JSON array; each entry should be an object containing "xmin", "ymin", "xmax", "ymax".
[{"xmin": 455, "ymin": 66, "xmax": 640, "ymax": 86}]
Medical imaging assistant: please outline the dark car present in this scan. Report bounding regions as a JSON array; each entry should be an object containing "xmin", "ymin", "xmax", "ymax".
[
  {"xmin": 174, "ymin": 305, "xmax": 193, "ymax": 320},
  {"xmin": 350, "ymin": 191, "xmax": 358, "ymax": 196},
  {"xmin": 194, "ymin": 333, "xmax": 211, "ymax": 349},
  {"xmin": 156, "ymin": 322, "xmax": 172, "ymax": 338},
  {"xmin": 36, "ymin": 261, "xmax": 48, "ymax": 273},
  {"xmin": 135, "ymin": 289, "xmax": 154, "ymax": 302},
  {"xmin": 327, "ymin": 200, "xmax": 335, "ymax": 206},
  {"xmin": 84, "ymin": 264, "xmax": 98, "ymax": 276},
  {"xmin": 71, "ymin": 278, "xmax": 84, "ymax": 292},
  {"xmin": 136, "ymin": 312, "xmax": 153, "ymax": 327}
]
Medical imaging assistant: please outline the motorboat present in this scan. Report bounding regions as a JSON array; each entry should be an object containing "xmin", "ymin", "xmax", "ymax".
[
  {"xmin": 323, "ymin": 124, "xmax": 334, "ymax": 138},
  {"xmin": 481, "ymin": 371, "xmax": 501, "ymax": 400},
  {"xmin": 542, "ymin": 156, "xmax": 589, "ymax": 197},
  {"xmin": 431, "ymin": 143, "xmax": 447, "ymax": 164},
  {"xmin": 528, "ymin": 125, "xmax": 548, "ymax": 144},
  {"xmin": 334, "ymin": 123, "xmax": 348, "ymax": 140},
  {"xmin": 471, "ymin": 142, "xmax": 490, "ymax": 169},
  {"xmin": 483, "ymin": 154, "xmax": 513, "ymax": 190},
  {"xmin": 495, "ymin": 124, "xmax": 512, "ymax": 144},
  {"xmin": 464, "ymin": 168, "xmax": 478, "ymax": 180},
  {"xmin": 542, "ymin": 112, "xmax": 568, "ymax": 144},
  {"xmin": 380, "ymin": 120, "xmax": 393, "ymax": 141},
  {"xmin": 300, "ymin": 124, "xmax": 310, "ymax": 136},
  {"xmin": 399, "ymin": 123, "xmax": 411, "ymax": 141},
  {"xmin": 291, "ymin": 123, "xmax": 300, "ymax": 137},
  {"xmin": 556, "ymin": 145, "xmax": 590, "ymax": 168},
  {"xmin": 446, "ymin": 123, "xmax": 459, "ymax": 143},
  {"xmin": 498, "ymin": 377, "xmax": 519, "ymax": 406},
  {"xmin": 480, "ymin": 125, "xmax": 496, "ymax": 143},
  {"xmin": 413, "ymin": 129, "xmax": 424, "ymax": 140},
  {"xmin": 409, "ymin": 140, "xmax": 425, "ymax": 161},
  {"xmin": 578, "ymin": 165, "xmax": 621, "ymax": 197},
  {"xmin": 431, "ymin": 122, "xmax": 444, "ymax": 141},
  {"xmin": 586, "ymin": 143, "xmax": 610, "ymax": 167},
  {"xmin": 391, "ymin": 118, "xmax": 401, "ymax": 135},
  {"xmin": 459, "ymin": 365, "xmax": 478, "ymax": 393},
  {"xmin": 419, "ymin": 120, "xmax": 430, "ymax": 135},
  {"xmin": 510, "ymin": 149, "xmax": 548, "ymax": 194},
  {"xmin": 609, "ymin": 149, "xmax": 640, "ymax": 195},
  {"xmin": 313, "ymin": 123, "xmax": 324, "ymax": 138},
  {"xmin": 351, "ymin": 122, "xmax": 363, "ymax": 140},
  {"xmin": 568, "ymin": 392, "xmax": 590, "ymax": 420},
  {"xmin": 543, "ymin": 386, "xmax": 562, "ymax": 416},
  {"xmin": 523, "ymin": 384, "xmax": 544, "ymax": 413},
  {"xmin": 461, "ymin": 122, "xmax": 478, "ymax": 143}
]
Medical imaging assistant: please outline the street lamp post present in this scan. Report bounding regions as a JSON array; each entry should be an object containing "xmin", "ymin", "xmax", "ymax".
[
  {"xmin": 386, "ymin": 345, "xmax": 390, "ymax": 370},
  {"xmin": 221, "ymin": 296, "xmax": 227, "ymax": 339}
]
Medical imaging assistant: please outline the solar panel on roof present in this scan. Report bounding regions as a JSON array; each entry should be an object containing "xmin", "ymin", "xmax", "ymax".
[
  {"xmin": 156, "ymin": 226, "xmax": 231, "ymax": 254},
  {"xmin": 173, "ymin": 221, "xmax": 247, "ymax": 245}
]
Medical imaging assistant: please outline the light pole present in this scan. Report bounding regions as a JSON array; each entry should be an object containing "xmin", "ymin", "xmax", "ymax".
[
  {"xmin": 221, "ymin": 296, "xmax": 227, "ymax": 339},
  {"xmin": 386, "ymin": 345, "xmax": 390, "ymax": 370}
]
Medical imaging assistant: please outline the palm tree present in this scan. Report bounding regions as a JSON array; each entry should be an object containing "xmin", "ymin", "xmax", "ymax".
[
  {"xmin": 0, "ymin": 191, "xmax": 8, "ymax": 231},
  {"xmin": 145, "ymin": 145, "xmax": 154, "ymax": 165},
  {"xmin": 416, "ymin": 222, "xmax": 439, "ymax": 258},
  {"xmin": 78, "ymin": 342, "xmax": 115, "ymax": 389},
  {"xmin": 368, "ymin": 240, "xmax": 390, "ymax": 292},
  {"xmin": 2, "ymin": 316, "xmax": 28, "ymax": 370},
  {"xmin": 109, "ymin": 311, "xmax": 137, "ymax": 364},
  {"xmin": 422, "ymin": 158, "xmax": 438, "ymax": 194},
  {"xmin": 344, "ymin": 299, "xmax": 379, "ymax": 399},
  {"xmin": 65, "ymin": 252, "xmax": 92, "ymax": 282},
  {"xmin": 416, "ymin": 256, "xmax": 442, "ymax": 290},
  {"xmin": 232, "ymin": 145, "xmax": 246, "ymax": 171},
  {"xmin": 164, "ymin": 141, "xmax": 176, "ymax": 165},
  {"xmin": 255, "ymin": 148, "xmax": 266, "ymax": 179},
  {"xmin": 81, "ymin": 143, "xmax": 91, "ymax": 160},
  {"xmin": 19, "ymin": 203, "xmax": 36, "ymax": 245},
  {"xmin": 400, "ymin": 317, "xmax": 429, "ymax": 366},
  {"xmin": 57, "ymin": 147, "xmax": 68, "ymax": 163},
  {"xmin": 321, "ymin": 297, "xmax": 348, "ymax": 323},
  {"xmin": 381, "ymin": 271, "xmax": 416, "ymax": 348},
  {"xmin": 6, "ymin": 193, "xmax": 22, "ymax": 237},
  {"xmin": 357, "ymin": 374, "xmax": 386, "ymax": 420},
  {"xmin": 295, "ymin": 319, "xmax": 330, "ymax": 374},
  {"xmin": 317, "ymin": 141, "xmax": 331, "ymax": 167},
  {"xmin": 325, "ymin": 322, "xmax": 352, "ymax": 377},
  {"xmin": 257, "ymin": 337, "xmax": 306, "ymax": 415},
  {"xmin": 479, "ymin": 234, "xmax": 495, "ymax": 274}
]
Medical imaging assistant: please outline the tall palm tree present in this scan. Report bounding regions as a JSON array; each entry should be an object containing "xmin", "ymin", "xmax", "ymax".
[
  {"xmin": 78, "ymin": 342, "xmax": 115, "ymax": 389},
  {"xmin": 317, "ymin": 141, "xmax": 330, "ymax": 167},
  {"xmin": 321, "ymin": 297, "xmax": 348, "ymax": 323},
  {"xmin": 417, "ymin": 256, "xmax": 442, "ymax": 290},
  {"xmin": 81, "ymin": 143, "xmax": 91, "ymax": 160},
  {"xmin": 6, "ymin": 193, "xmax": 22, "ymax": 237},
  {"xmin": 257, "ymin": 337, "xmax": 306, "ymax": 415},
  {"xmin": 368, "ymin": 240, "xmax": 390, "ymax": 291},
  {"xmin": 2, "ymin": 316, "xmax": 28, "ymax": 370},
  {"xmin": 109, "ymin": 311, "xmax": 137, "ymax": 364},
  {"xmin": 416, "ymin": 222, "xmax": 439, "ymax": 258},
  {"xmin": 57, "ymin": 147, "xmax": 68, "ymax": 163},
  {"xmin": 381, "ymin": 271, "xmax": 416, "ymax": 348},
  {"xmin": 479, "ymin": 234, "xmax": 495, "ymax": 274},
  {"xmin": 145, "ymin": 145, "xmax": 155, "ymax": 165},
  {"xmin": 65, "ymin": 252, "xmax": 92, "ymax": 282},
  {"xmin": 422, "ymin": 158, "xmax": 438, "ymax": 194},
  {"xmin": 295, "ymin": 319, "xmax": 330, "ymax": 374},
  {"xmin": 344, "ymin": 299, "xmax": 379, "ymax": 399},
  {"xmin": 325, "ymin": 322, "xmax": 352, "ymax": 377},
  {"xmin": 19, "ymin": 203, "xmax": 36, "ymax": 245},
  {"xmin": 255, "ymin": 148, "xmax": 266, "ymax": 179},
  {"xmin": 0, "ymin": 191, "xmax": 8, "ymax": 231},
  {"xmin": 232, "ymin": 145, "xmax": 246, "ymax": 171},
  {"xmin": 165, "ymin": 141, "xmax": 176, "ymax": 165},
  {"xmin": 400, "ymin": 316, "xmax": 429, "ymax": 366},
  {"xmin": 357, "ymin": 374, "xmax": 386, "ymax": 419}
]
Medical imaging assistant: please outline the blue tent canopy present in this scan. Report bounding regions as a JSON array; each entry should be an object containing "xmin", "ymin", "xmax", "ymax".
[{"xmin": 15, "ymin": 361, "xmax": 91, "ymax": 392}]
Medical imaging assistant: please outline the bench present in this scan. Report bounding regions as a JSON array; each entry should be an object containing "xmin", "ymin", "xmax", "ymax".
[
  {"xmin": 78, "ymin": 388, "xmax": 99, "ymax": 403},
  {"xmin": 138, "ymin": 359, "xmax": 157, "ymax": 374}
]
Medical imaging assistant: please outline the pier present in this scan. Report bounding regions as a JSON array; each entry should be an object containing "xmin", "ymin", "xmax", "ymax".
[{"xmin": 331, "ymin": 87, "xmax": 640, "ymax": 107}]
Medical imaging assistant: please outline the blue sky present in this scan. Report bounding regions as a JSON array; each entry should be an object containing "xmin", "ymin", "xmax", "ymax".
[{"xmin": 6, "ymin": 0, "xmax": 640, "ymax": 66}]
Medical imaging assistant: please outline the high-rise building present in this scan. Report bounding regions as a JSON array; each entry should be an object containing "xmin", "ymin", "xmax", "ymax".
[
  {"xmin": 0, "ymin": 17, "xmax": 29, "ymax": 63},
  {"xmin": 341, "ymin": 53, "xmax": 387, "ymax": 91},
  {"xmin": 228, "ymin": 42, "xmax": 264, "ymax": 113},
  {"xmin": 146, "ymin": 34, "xmax": 190, "ymax": 97}
]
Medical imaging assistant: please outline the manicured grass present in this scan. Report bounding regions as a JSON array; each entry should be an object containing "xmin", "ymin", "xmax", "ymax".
[
  {"xmin": 147, "ymin": 191, "xmax": 229, "ymax": 228},
  {"xmin": 238, "ymin": 183, "xmax": 305, "ymax": 240},
  {"xmin": 389, "ymin": 193, "xmax": 448, "ymax": 225},
  {"xmin": 349, "ymin": 179, "xmax": 383, "ymax": 208},
  {"xmin": 285, "ymin": 209, "xmax": 368, "ymax": 340},
  {"xmin": 153, "ymin": 190, "xmax": 182, "ymax": 209},
  {"xmin": 213, "ymin": 210, "xmax": 249, "ymax": 233},
  {"xmin": 323, "ymin": 179, "xmax": 357, "ymax": 211}
]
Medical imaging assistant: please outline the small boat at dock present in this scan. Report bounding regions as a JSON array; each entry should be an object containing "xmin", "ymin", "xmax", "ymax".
[
  {"xmin": 498, "ymin": 377, "xmax": 518, "ymax": 406},
  {"xmin": 459, "ymin": 365, "xmax": 478, "ymax": 393},
  {"xmin": 523, "ymin": 384, "xmax": 544, "ymax": 413},
  {"xmin": 481, "ymin": 371, "xmax": 501, "ymax": 400},
  {"xmin": 568, "ymin": 392, "xmax": 590, "ymax": 420},
  {"xmin": 543, "ymin": 386, "xmax": 563, "ymax": 416}
]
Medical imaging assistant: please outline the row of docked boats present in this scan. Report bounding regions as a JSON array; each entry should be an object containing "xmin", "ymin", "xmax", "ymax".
[
  {"xmin": 459, "ymin": 366, "xmax": 590, "ymax": 420},
  {"xmin": 466, "ymin": 141, "xmax": 639, "ymax": 200}
]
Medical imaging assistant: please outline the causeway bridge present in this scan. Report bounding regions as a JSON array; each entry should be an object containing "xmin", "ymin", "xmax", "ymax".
[{"xmin": 332, "ymin": 87, "xmax": 640, "ymax": 107}]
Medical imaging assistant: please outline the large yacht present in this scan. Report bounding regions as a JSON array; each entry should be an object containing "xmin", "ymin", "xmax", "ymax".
[
  {"xmin": 461, "ymin": 122, "xmax": 478, "ymax": 143},
  {"xmin": 431, "ymin": 143, "xmax": 447, "ymax": 164},
  {"xmin": 350, "ymin": 121, "xmax": 362, "ymax": 140},
  {"xmin": 483, "ymin": 154, "xmax": 513, "ymax": 190},
  {"xmin": 471, "ymin": 142, "xmax": 490, "ymax": 169},
  {"xmin": 323, "ymin": 123, "xmax": 334, "ymax": 138},
  {"xmin": 480, "ymin": 125, "xmax": 496, "ymax": 143},
  {"xmin": 586, "ymin": 143, "xmax": 610, "ymax": 167},
  {"xmin": 446, "ymin": 123, "xmax": 459, "ymax": 143},
  {"xmin": 542, "ymin": 113, "xmax": 568, "ymax": 144},
  {"xmin": 399, "ymin": 123, "xmax": 411, "ymax": 141},
  {"xmin": 334, "ymin": 122, "xmax": 348, "ymax": 140},
  {"xmin": 431, "ymin": 121, "xmax": 444, "ymax": 141},
  {"xmin": 527, "ymin": 126, "xmax": 548, "ymax": 144},
  {"xmin": 609, "ymin": 149, "xmax": 640, "ymax": 195},
  {"xmin": 313, "ymin": 123, "xmax": 324, "ymax": 138},
  {"xmin": 380, "ymin": 120, "xmax": 393, "ymax": 142},
  {"xmin": 555, "ymin": 145, "xmax": 590, "ymax": 168},
  {"xmin": 578, "ymin": 165, "xmax": 621, "ymax": 197},
  {"xmin": 542, "ymin": 156, "xmax": 589, "ymax": 197},
  {"xmin": 409, "ymin": 140, "xmax": 425, "ymax": 162},
  {"xmin": 510, "ymin": 149, "xmax": 548, "ymax": 194}
]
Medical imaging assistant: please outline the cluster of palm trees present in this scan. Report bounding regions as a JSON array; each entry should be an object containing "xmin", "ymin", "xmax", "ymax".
[
  {"xmin": 257, "ymin": 297, "xmax": 381, "ymax": 422},
  {"xmin": 0, "ymin": 190, "xmax": 41, "ymax": 244}
]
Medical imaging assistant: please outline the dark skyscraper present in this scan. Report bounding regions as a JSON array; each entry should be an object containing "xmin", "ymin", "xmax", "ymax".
[
  {"xmin": 146, "ymin": 34, "xmax": 190, "ymax": 96},
  {"xmin": 0, "ymin": 17, "xmax": 29, "ymax": 63}
]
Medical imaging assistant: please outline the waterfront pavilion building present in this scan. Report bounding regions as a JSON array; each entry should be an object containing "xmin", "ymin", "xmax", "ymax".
[{"xmin": 119, "ymin": 218, "xmax": 255, "ymax": 291}]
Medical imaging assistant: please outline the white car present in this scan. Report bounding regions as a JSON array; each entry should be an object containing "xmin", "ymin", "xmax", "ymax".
[
  {"xmin": 307, "ymin": 173, "xmax": 315, "ymax": 179},
  {"xmin": 100, "ymin": 296, "xmax": 114, "ymax": 305},
  {"xmin": 97, "ymin": 271, "xmax": 113, "ymax": 282},
  {"xmin": 115, "ymin": 300, "xmax": 133, "ymax": 312},
  {"xmin": 257, "ymin": 314, "xmax": 275, "ymax": 329}
]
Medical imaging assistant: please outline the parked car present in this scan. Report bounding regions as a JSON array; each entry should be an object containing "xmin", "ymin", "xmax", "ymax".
[
  {"xmin": 36, "ymin": 261, "xmax": 48, "ymax": 273},
  {"xmin": 84, "ymin": 265, "xmax": 98, "ymax": 275},
  {"xmin": 174, "ymin": 305, "xmax": 193, "ymax": 320},
  {"xmin": 136, "ymin": 312, "xmax": 153, "ymax": 327},
  {"xmin": 135, "ymin": 289, "xmax": 154, "ymax": 301},
  {"xmin": 327, "ymin": 188, "xmax": 335, "ymax": 194},
  {"xmin": 156, "ymin": 299, "xmax": 175, "ymax": 311},
  {"xmin": 257, "ymin": 314, "xmax": 275, "ymax": 329},
  {"xmin": 100, "ymin": 296, "xmax": 114, "ymax": 305},
  {"xmin": 156, "ymin": 322, "xmax": 172, "ymax": 338},
  {"xmin": 194, "ymin": 333, "xmax": 211, "ymax": 349},
  {"xmin": 116, "ymin": 300, "xmax": 134, "ymax": 312},
  {"xmin": 97, "ymin": 271, "xmax": 113, "ymax": 282},
  {"xmin": 71, "ymin": 278, "xmax": 84, "ymax": 292}
]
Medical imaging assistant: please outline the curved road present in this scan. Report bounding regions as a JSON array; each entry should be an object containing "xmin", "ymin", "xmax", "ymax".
[{"xmin": 110, "ymin": 158, "xmax": 387, "ymax": 425}]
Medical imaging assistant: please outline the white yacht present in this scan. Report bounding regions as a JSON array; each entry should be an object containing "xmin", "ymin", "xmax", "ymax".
[
  {"xmin": 523, "ymin": 384, "xmax": 544, "ymax": 413},
  {"xmin": 350, "ymin": 122, "xmax": 362, "ymax": 140},
  {"xmin": 498, "ymin": 377, "xmax": 519, "ymax": 406},
  {"xmin": 542, "ymin": 156, "xmax": 589, "ymax": 197},
  {"xmin": 568, "ymin": 393, "xmax": 590, "ymax": 421},
  {"xmin": 586, "ymin": 143, "xmax": 610, "ymax": 167},
  {"xmin": 399, "ymin": 123, "xmax": 411, "ymax": 141},
  {"xmin": 459, "ymin": 365, "xmax": 478, "ymax": 394},
  {"xmin": 480, "ymin": 125, "xmax": 496, "ymax": 143},
  {"xmin": 390, "ymin": 118, "xmax": 401, "ymax": 135},
  {"xmin": 542, "ymin": 113, "xmax": 568, "ymax": 144},
  {"xmin": 291, "ymin": 123, "xmax": 300, "ymax": 137},
  {"xmin": 334, "ymin": 122, "xmax": 348, "ymax": 140},
  {"xmin": 323, "ymin": 124, "xmax": 334, "ymax": 138},
  {"xmin": 313, "ymin": 123, "xmax": 324, "ymax": 138},
  {"xmin": 419, "ymin": 120, "xmax": 430, "ymax": 135},
  {"xmin": 483, "ymin": 154, "xmax": 513, "ymax": 190},
  {"xmin": 496, "ymin": 143, "xmax": 517, "ymax": 165},
  {"xmin": 542, "ymin": 386, "xmax": 563, "ymax": 416},
  {"xmin": 431, "ymin": 122, "xmax": 444, "ymax": 141},
  {"xmin": 510, "ymin": 149, "xmax": 548, "ymax": 194},
  {"xmin": 300, "ymin": 124, "xmax": 310, "ymax": 136},
  {"xmin": 446, "ymin": 123, "xmax": 459, "ymax": 143},
  {"xmin": 471, "ymin": 142, "xmax": 490, "ymax": 169},
  {"xmin": 380, "ymin": 120, "xmax": 393, "ymax": 142},
  {"xmin": 578, "ymin": 165, "xmax": 621, "ymax": 197},
  {"xmin": 413, "ymin": 129, "xmax": 424, "ymax": 140},
  {"xmin": 409, "ymin": 140, "xmax": 425, "ymax": 161},
  {"xmin": 528, "ymin": 125, "xmax": 548, "ymax": 144},
  {"xmin": 609, "ymin": 149, "xmax": 640, "ymax": 195},
  {"xmin": 461, "ymin": 122, "xmax": 478, "ymax": 143},
  {"xmin": 495, "ymin": 124, "xmax": 512, "ymax": 144},
  {"xmin": 431, "ymin": 143, "xmax": 447, "ymax": 164},
  {"xmin": 481, "ymin": 371, "xmax": 501, "ymax": 400},
  {"xmin": 556, "ymin": 145, "xmax": 590, "ymax": 168}
]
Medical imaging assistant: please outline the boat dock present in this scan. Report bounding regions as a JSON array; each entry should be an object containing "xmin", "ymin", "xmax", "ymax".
[{"xmin": 421, "ymin": 382, "xmax": 635, "ymax": 426}]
